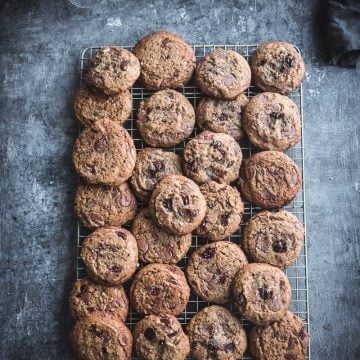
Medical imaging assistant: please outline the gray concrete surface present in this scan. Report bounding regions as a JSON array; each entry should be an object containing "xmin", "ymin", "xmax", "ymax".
[{"xmin": 0, "ymin": 0, "xmax": 359, "ymax": 359}]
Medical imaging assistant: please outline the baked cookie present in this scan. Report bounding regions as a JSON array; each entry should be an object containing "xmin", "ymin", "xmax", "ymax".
[
  {"xmin": 149, "ymin": 175, "xmax": 206, "ymax": 235},
  {"xmin": 130, "ymin": 148, "xmax": 183, "ymax": 202},
  {"xmin": 187, "ymin": 305, "xmax": 247, "ymax": 360},
  {"xmin": 196, "ymin": 94, "xmax": 249, "ymax": 141},
  {"xmin": 232, "ymin": 263, "xmax": 291, "ymax": 325},
  {"xmin": 86, "ymin": 47, "xmax": 140, "ymax": 95},
  {"xmin": 72, "ymin": 119, "xmax": 136, "ymax": 186},
  {"xmin": 132, "ymin": 209, "xmax": 191, "ymax": 264},
  {"xmin": 250, "ymin": 42, "xmax": 305, "ymax": 95},
  {"xmin": 243, "ymin": 210, "xmax": 304, "ymax": 269},
  {"xmin": 243, "ymin": 92, "xmax": 301, "ymax": 151},
  {"xmin": 81, "ymin": 227, "xmax": 138, "ymax": 285},
  {"xmin": 70, "ymin": 312, "xmax": 132, "ymax": 360},
  {"xmin": 250, "ymin": 311, "xmax": 309, "ymax": 360},
  {"xmin": 196, "ymin": 181, "xmax": 244, "ymax": 241},
  {"xmin": 196, "ymin": 48, "xmax": 251, "ymax": 99},
  {"xmin": 136, "ymin": 89, "xmax": 195, "ymax": 148},
  {"xmin": 239, "ymin": 151, "xmax": 301, "ymax": 209},
  {"xmin": 130, "ymin": 263, "xmax": 190, "ymax": 316},
  {"xmin": 74, "ymin": 182, "xmax": 137, "ymax": 229},
  {"xmin": 133, "ymin": 31, "xmax": 196, "ymax": 90},
  {"xmin": 133, "ymin": 314, "xmax": 190, "ymax": 360},
  {"xmin": 186, "ymin": 241, "xmax": 248, "ymax": 304},
  {"xmin": 183, "ymin": 131, "xmax": 242, "ymax": 185},
  {"xmin": 69, "ymin": 277, "xmax": 129, "ymax": 321}
]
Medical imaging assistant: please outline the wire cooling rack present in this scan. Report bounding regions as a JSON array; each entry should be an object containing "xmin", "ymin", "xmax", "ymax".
[{"xmin": 76, "ymin": 44, "xmax": 309, "ymax": 359}]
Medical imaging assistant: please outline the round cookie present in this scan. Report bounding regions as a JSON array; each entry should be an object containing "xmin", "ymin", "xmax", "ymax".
[
  {"xmin": 149, "ymin": 175, "xmax": 206, "ymax": 235},
  {"xmin": 243, "ymin": 92, "xmax": 301, "ymax": 151},
  {"xmin": 187, "ymin": 305, "xmax": 247, "ymax": 360},
  {"xmin": 250, "ymin": 311, "xmax": 309, "ymax": 360},
  {"xmin": 133, "ymin": 31, "xmax": 196, "ymax": 90},
  {"xmin": 196, "ymin": 48, "xmax": 251, "ymax": 99},
  {"xmin": 80, "ymin": 227, "xmax": 138, "ymax": 285},
  {"xmin": 186, "ymin": 241, "xmax": 248, "ymax": 304},
  {"xmin": 136, "ymin": 89, "xmax": 195, "ymax": 148},
  {"xmin": 243, "ymin": 210, "xmax": 304, "ymax": 269},
  {"xmin": 196, "ymin": 181, "xmax": 244, "ymax": 241},
  {"xmin": 130, "ymin": 148, "xmax": 183, "ymax": 202},
  {"xmin": 132, "ymin": 209, "xmax": 191, "ymax": 264},
  {"xmin": 232, "ymin": 263, "xmax": 292, "ymax": 325},
  {"xmin": 86, "ymin": 47, "xmax": 140, "ymax": 95},
  {"xmin": 73, "ymin": 86, "xmax": 132, "ymax": 128},
  {"xmin": 196, "ymin": 94, "xmax": 249, "ymax": 141},
  {"xmin": 133, "ymin": 314, "xmax": 190, "ymax": 360},
  {"xmin": 74, "ymin": 182, "xmax": 137, "ymax": 229},
  {"xmin": 239, "ymin": 150, "xmax": 301, "ymax": 209},
  {"xmin": 183, "ymin": 130, "xmax": 242, "ymax": 185},
  {"xmin": 250, "ymin": 41, "xmax": 305, "ymax": 95},
  {"xmin": 130, "ymin": 263, "xmax": 190, "ymax": 316},
  {"xmin": 72, "ymin": 119, "xmax": 136, "ymax": 186},
  {"xmin": 70, "ymin": 312, "xmax": 132, "ymax": 360},
  {"xmin": 69, "ymin": 277, "xmax": 129, "ymax": 321}
]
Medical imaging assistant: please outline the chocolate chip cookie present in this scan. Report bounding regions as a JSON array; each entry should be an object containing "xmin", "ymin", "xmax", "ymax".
[
  {"xmin": 86, "ymin": 47, "xmax": 140, "ymax": 95},
  {"xmin": 133, "ymin": 31, "xmax": 196, "ymax": 90},
  {"xmin": 232, "ymin": 263, "xmax": 292, "ymax": 325},
  {"xmin": 243, "ymin": 210, "xmax": 304, "ymax": 269},
  {"xmin": 133, "ymin": 314, "xmax": 190, "ymax": 360},
  {"xmin": 196, "ymin": 48, "xmax": 251, "ymax": 99},
  {"xmin": 250, "ymin": 42, "xmax": 305, "ymax": 95},
  {"xmin": 149, "ymin": 175, "xmax": 206, "ymax": 235},
  {"xmin": 130, "ymin": 263, "xmax": 190, "ymax": 316},
  {"xmin": 186, "ymin": 241, "xmax": 248, "ymax": 304},
  {"xmin": 239, "ymin": 151, "xmax": 301, "ymax": 209},
  {"xmin": 72, "ymin": 119, "xmax": 136, "ymax": 186},
  {"xmin": 243, "ymin": 92, "xmax": 301, "ymax": 150},
  {"xmin": 81, "ymin": 227, "xmax": 138, "ymax": 285},
  {"xmin": 74, "ymin": 182, "xmax": 137, "ymax": 229},
  {"xmin": 130, "ymin": 148, "xmax": 183, "ymax": 202},
  {"xmin": 69, "ymin": 277, "xmax": 129, "ymax": 321},
  {"xmin": 196, "ymin": 181, "xmax": 244, "ymax": 241},
  {"xmin": 187, "ymin": 305, "xmax": 247, "ymax": 360},
  {"xmin": 196, "ymin": 94, "xmax": 249, "ymax": 141},
  {"xmin": 136, "ymin": 89, "xmax": 195, "ymax": 148},
  {"xmin": 250, "ymin": 311, "xmax": 309, "ymax": 360},
  {"xmin": 183, "ymin": 131, "xmax": 242, "ymax": 185}
]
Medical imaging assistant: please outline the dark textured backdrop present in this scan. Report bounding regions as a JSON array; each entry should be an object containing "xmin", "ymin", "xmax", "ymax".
[{"xmin": 0, "ymin": 0, "xmax": 359, "ymax": 359}]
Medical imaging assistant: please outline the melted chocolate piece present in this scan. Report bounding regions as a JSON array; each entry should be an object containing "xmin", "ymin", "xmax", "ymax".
[
  {"xmin": 259, "ymin": 286, "xmax": 273, "ymax": 300},
  {"xmin": 120, "ymin": 60, "xmax": 130, "ymax": 70},
  {"xmin": 201, "ymin": 247, "xmax": 216, "ymax": 259},
  {"xmin": 144, "ymin": 328, "xmax": 156, "ymax": 341},
  {"xmin": 162, "ymin": 198, "xmax": 173, "ymax": 211}
]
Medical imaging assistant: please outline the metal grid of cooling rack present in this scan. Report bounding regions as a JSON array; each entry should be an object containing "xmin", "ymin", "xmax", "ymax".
[{"xmin": 76, "ymin": 44, "xmax": 310, "ymax": 360}]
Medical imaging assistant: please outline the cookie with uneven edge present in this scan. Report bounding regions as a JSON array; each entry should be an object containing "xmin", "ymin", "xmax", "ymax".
[
  {"xmin": 250, "ymin": 311, "xmax": 309, "ymax": 360},
  {"xmin": 196, "ymin": 94, "xmax": 249, "ymax": 141},
  {"xmin": 136, "ymin": 89, "xmax": 195, "ymax": 148},
  {"xmin": 149, "ymin": 175, "xmax": 206, "ymax": 235},
  {"xmin": 239, "ymin": 151, "xmax": 301, "ymax": 209},
  {"xmin": 186, "ymin": 241, "xmax": 248, "ymax": 304},
  {"xmin": 74, "ymin": 182, "xmax": 137, "ymax": 229},
  {"xmin": 133, "ymin": 314, "xmax": 190, "ymax": 360},
  {"xmin": 250, "ymin": 41, "xmax": 305, "ymax": 95},
  {"xmin": 232, "ymin": 263, "xmax": 292, "ymax": 325},
  {"xmin": 243, "ymin": 92, "xmax": 301, "ymax": 151},
  {"xmin": 183, "ymin": 131, "xmax": 242, "ymax": 185},
  {"xmin": 196, "ymin": 181, "xmax": 244, "ymax": 241},
  {"xmin": 196, "ymin": 48, "xmax": 251, "ymax": 99},
  {"xmin": 69, "ymin": 278, "xmax": 129, "ymax": 321},
  {"xmin": 243, "ymin": 210, "xmax": 304, "ymax": 269},
  {"xmin": 81, "ymin": 227, "xmax": 138, "ymax": 285},
  {"xmin": 187, "ymin": 305, "xmax": 247, "ymax": 360},
  {"xmin": 130, "ymin": 263, "xmax": 190, "ymax": 316},
  {"xmin": 133, "ymin": 31, "xmax": 196, "ymax": 90},
  {"xmin": 72, "ymin": 119, "xmax": 136, "ymax": 186},
  {"xmin": 86, "ymin": 47, "xmax": 140, "ymax": 95}
]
